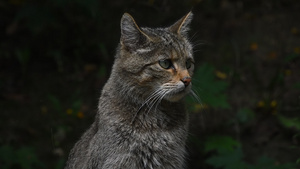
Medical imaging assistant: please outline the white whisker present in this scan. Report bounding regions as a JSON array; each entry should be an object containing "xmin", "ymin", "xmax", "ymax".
[
  {"xmin": 189, "ymin": 89, "xmax": 207, "ymax": 129},
  {"xmin": 131, "ymin": 88, "xmax": 166, "ymax": 124},
  {"xmin": 145, "ymin": 90, "xmax": 168, "ymax": 115},
  {"xmin": 154, "ymin": 91, "xmax": 168, "ymax": 112},
  {"xmin": 190, "ymin": 90, "xmax": 201, "ymax": 103}
]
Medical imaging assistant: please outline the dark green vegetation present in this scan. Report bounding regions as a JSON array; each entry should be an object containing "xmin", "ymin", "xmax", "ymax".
[{"xmin": 0, "ymin": 0, "xmax": 299, "ymax": 168}]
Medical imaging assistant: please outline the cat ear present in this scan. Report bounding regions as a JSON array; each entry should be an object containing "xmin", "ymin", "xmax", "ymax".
[
  {"xmin": 169, "ymin": 12, "xmax": 193, "ymax": 37},
  {"xmin": 120, "ymin": 13, "xmax": 152, "ymax": 49}
]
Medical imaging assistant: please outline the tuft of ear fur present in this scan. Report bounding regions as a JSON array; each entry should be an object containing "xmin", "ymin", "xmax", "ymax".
[
  {"xmin": 169, "ymin": 12, "xmax": 193, "ymax": 37},
  {"xmin": 120, "ymin": 13, "xmax": 152, "ymax": 50}
]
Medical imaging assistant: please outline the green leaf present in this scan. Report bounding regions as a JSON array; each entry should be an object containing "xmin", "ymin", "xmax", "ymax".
[
  {"xmin": 204, "ymin": 138, "xmax": 297, "ymax": 169},
  {"xmin": 55, "ymin": 158, "xmax": 66, "ymax": 169},
  {"xmin": 206, "ymin": 148, "xmax": 248, "ymax": 169},
  {"xmin": 284, "ymin": 53, "xmax": 299, "ymax": 63},
  {"xmin": 252, "ymin": 156, "xmax": 296, "ymax": 169},
  {"xmin": 277, "ymin": 115, "xmax": 300, "ymax": 131},
  {"xmin": 16, "ymin": 147, "xmax": 44, "ymax": 169},
  {"xmin": 72, "ymin": 99, "xmax": 82, "ymax": 112},
  {"xmin": 48, "ymin": 95, "xmax": 62, "ymax": 113},
  {"xmin": 0, "ymin": 146, "xmax": 44, "ymax": 169},
  {"xmin": 237, "ymin": 108, "xmax": 255, "ymax": 123},
  {"xmin": 293, "ymin": 82, "xmax": 300, "ymax": 89},
  {"xmin": 97, "ymin": 64, "xmax": 107, "ymax": 78},
  {"xmin": 0, "ymin": 145, "xmax": 14, "ymax": 169},
  {"xmin": 193, "ymin": 63, "xmax": 230, "ymax": 109},
  {"xmin": 204, "ymin": 135, "xmax": 241, "ymax": 154},
  {"xmin": 15, "ymin": 48, "xmax": 31, "ymax": 72},
  {"xmin": 253, "ymin": 156, "xmax": 276, "ymax": 169}
]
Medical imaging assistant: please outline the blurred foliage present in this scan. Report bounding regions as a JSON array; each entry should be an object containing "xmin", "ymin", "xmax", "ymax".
[
  {"xmin": 204, "ymin": 136, "xmax": 241, "ymax": 154},
  {"xmin": 0, "ymin": 145, "xmax": 44, "ymax": 169},
  {"xmin": 278, "ymin": 115, "xmax": 300, "ymax": 131},
  {"xmin": 1, "ymin": 0, "xmax": 300, "ymax": 169},
  {"xmin": 236, "ymin": 108, "xmax": 255, "ymax": 124},
  {"xmin": 204, "ymin": 136, "xmax": 297, "ymax": 169},
  {"xmin": 191, "ymin": 63, "xmax": 230, "ymax": 109}
]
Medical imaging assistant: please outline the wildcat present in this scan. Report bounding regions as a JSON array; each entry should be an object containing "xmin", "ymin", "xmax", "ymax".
[{"xmin": 65, "ymin": 12, "xmax": 195, "ymax": 169}]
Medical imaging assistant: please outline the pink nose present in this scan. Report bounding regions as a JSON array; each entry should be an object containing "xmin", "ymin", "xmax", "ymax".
[{"xmin": 181, "ymin": 77, "xmax": 191, "ymax": 87}]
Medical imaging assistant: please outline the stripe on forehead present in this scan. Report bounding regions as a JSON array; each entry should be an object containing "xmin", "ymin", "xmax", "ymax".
[
  {"xmin": 173, "ymin": 38, "xmax": 186, "ymax": 58},
  {"xmin": 136, "ymin": 48, "xmax": 152, "ymax": 54},
  {"xmin": 160, "ymin": 32, "xmax": 186, "ymax": 59},
  {"xmin": 160, "ymin": 32, "xmax": 172, "ymax": 44}
]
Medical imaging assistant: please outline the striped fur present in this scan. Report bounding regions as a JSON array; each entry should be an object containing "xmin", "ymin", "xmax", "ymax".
[{"xmin": 65, "ymin": 12, "xmax": 194, "ymax": 169}]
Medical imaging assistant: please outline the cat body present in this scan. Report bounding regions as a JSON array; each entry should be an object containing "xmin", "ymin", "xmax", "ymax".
[{"xmin": 65, "ymin": 12, "xmax": 194, "ymax": 169}]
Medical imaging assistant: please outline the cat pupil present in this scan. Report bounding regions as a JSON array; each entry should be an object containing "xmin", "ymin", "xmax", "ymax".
[
  {"xmin": 159, "ymin": 59, "xmax": 192, "ymax": 69},
  {"xmin": 186, "ymin": 60, "xmax": 192, "ymax": 69}
]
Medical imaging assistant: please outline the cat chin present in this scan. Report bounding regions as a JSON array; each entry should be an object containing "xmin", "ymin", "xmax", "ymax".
[
  {"xmin": 164, "ymin": 94, "xmax": 186, "ymax": 102},
  {"xmin": 164, "ymin": 87, "xmax": 191, "ymax": 102}
]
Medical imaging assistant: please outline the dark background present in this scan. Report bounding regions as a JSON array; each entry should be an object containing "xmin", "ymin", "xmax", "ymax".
[{"xmin": 1, "ymin": 0, "xmax": 300, "ymax": 168}]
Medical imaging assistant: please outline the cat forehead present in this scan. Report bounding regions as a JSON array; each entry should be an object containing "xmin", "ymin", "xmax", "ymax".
[
  {"xmin": 142, "ymin": 27, "xmax": 180, "ymax": 43},
  {"xmin": 136, "ymin": 27, "xmax": 192, "ymax": 54}
]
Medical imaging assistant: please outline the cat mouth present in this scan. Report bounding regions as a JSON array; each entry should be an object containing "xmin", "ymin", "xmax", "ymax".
[{"xmin": 163, "ymin": 84, "xmax": 191, "ymax": 102}]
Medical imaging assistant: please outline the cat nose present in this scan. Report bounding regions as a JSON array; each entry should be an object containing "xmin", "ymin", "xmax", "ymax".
[{"xmin": 181, "ymin": 77, "xmax": 191, "ymax": 87}]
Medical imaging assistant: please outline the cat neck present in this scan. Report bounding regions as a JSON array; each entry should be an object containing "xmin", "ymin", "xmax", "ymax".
[{"xmin": 100, "ymin": 73, "xmax": 187, "ymax": 130}]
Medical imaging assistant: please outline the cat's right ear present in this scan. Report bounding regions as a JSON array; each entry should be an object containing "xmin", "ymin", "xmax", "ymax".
[
  {"xmin": 120, "ymin": 13, "xmax": 152, "ymax": 50},
  {"xmin": 169, "ymin": 12, "xmax": 193, "ymax": 37}
]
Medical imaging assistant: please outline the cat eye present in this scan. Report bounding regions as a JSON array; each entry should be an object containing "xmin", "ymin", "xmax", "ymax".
[
  {"xmin": 159, "ymin": 59, "xmax": 172, "ymax": 69},
  {"xmin": 186, "ymin": 59, "xmax": 192, "ymax": 69}
]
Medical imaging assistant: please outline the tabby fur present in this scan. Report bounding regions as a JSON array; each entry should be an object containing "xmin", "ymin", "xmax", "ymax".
[{"xmin": 65, "ymin": 12, "xmax": 194, "ymax": 169}]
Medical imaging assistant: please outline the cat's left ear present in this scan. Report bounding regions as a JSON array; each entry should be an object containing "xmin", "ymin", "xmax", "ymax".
[
  {"xmin": 120, "ymin": 13, "xmax": 152, "ymax": 50},
  {"xmin": 169, "ymin": 12, "xmax": 193, "ymax": 37}
]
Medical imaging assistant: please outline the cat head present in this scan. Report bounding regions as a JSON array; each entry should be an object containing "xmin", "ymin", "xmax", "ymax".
[{"xmin": 116, "ymin": 12, "xmax": 194, "ymax": 102}]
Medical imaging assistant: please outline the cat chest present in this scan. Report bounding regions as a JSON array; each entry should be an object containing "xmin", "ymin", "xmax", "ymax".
[{"xmin": 111, "ymin": 127, "xmax": 187, "ymax": 167}]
